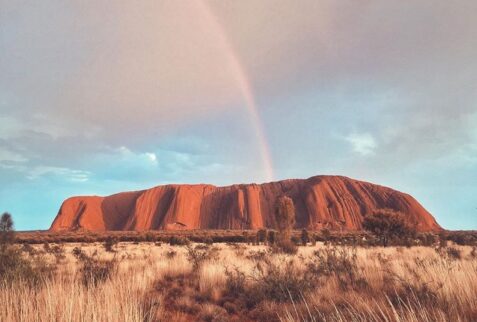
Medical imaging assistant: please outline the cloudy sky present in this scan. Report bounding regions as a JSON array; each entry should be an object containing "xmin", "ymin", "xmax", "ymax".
[{"xmin": 1, "ymin": 1, "xmax": 476, "ymax": 230}]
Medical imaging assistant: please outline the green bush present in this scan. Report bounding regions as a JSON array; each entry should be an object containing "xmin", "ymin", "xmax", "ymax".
[{"xmin": 363, "ymin": 209, "xmax": 416, "ymax": 247}]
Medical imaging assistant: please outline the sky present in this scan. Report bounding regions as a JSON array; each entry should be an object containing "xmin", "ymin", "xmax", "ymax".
[{"xmin": 1, "ymin": 1, "xmax": 476, "ymax": 231}]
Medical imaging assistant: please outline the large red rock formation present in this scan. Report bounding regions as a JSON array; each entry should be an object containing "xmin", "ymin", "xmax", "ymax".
[{"xmin": 50, "ymin": 176, "xmax": 441, "ymax": 232}]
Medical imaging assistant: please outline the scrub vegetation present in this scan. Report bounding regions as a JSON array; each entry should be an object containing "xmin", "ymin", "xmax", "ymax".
[{"xmin": 2, "ymin": 212, "xmax": 476, "ymax": 321}]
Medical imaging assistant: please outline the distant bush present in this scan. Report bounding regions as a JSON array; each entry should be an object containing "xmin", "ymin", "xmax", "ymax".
[
  {"xmin": 257, "ymin": 229, "xmax": 267, "ymax": 245},
  {"xmin": 104, "ymin": 236, "xmax": 118, "ymax": 252},
  {"xmin": 274, "ymin": 196, "xmax": 297, "ymax": 254},
  {"xmin": 0, "ymin": 212, "xmax": 14, "ymax": 246},
  {"xmin": 203, "ymin": 237, "xmax": 214, "ymax": 245},
  {"xmin": 267, "ymin": 230, "xmax": 276, "ymax": 245},
  {"xmin": 143, "ymin": 232, "xmax": 156, "ymax": 242},
  {"xmin": 419, "ymin": 233, "xmax": 438, "ymax": 247},
  {"xmin": 363, "ymin": 209, "xmax": 416, "ymax": 247},
  {"xmin": 321, "ymin": 228, "xmax": 331, "ymax": 241},
  {"xmin": 272, "ymin": 239, "xmax": 297, "ymax": 255},
  {"xmin": 168, "ymin": 236, "xmax": 190, "ymax": 246},
  {"xmin": 301, "ymin": 229, "xmax": 310, "ymax": 246},
  {"xmin": 446, "ymin": 232, "xmax": 476, "ymax": 246}
]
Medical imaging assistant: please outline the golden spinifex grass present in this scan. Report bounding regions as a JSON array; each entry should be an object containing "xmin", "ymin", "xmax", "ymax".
[{"xmin": 1, "ymin": 242, "xmax": 476, "ymax": 322}]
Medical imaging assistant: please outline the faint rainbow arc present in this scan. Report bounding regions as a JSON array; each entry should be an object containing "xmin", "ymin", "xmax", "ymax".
[{"xmin": 196, "ymin": 0, "xmax": 275, "ymax": 182}]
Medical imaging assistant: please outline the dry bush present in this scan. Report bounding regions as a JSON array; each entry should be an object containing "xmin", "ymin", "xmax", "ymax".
[
  {"xmin": 249, "ymin": 257, "xmax": 316, "ymax": 302},
  {"xmin": 300, "ymin": 229, "xmax": 309, "ymax": 246},
  {"xmin": 229, "ymin": 243, "xmax": 246, "ymax": 258},
  {"xmin": 0, "ymin": 213, "xmax": 54, "ymax": 288},
  {"xmin": 104, "ymin": 236, "xmax": 118, "ymax": 252},
  {"xmin": 169, "ymin": 236, "xmax": 191, "ymax": 246},
  {"xmin": 445, "ymin": 246, "xmax": 462, "ymax": 260},
  {"xmin": 273, "ymin": 240, "xmax": 298, "ymax": 254},
  {"xmin": 186, "ymin": 244, "xmax": 219, "ymax": 270},
  {"xmin": 2, "ymin": 236, "xmax": 476, "ymax": 322},
  {"xmin": 165, "ymin": 249, "xmax": 177, "ymax": 259},
  {"xmin": 470, "ymin": 247, "xmax": 477, "ymax": 259},
  {"xmin": 73, "ymin": 247, "xmax": 117, "ymax": 286},
  {"xmin": 1, "ymin": 242, "xmax": 159, "ymax": 321},
  {"xmin": 307, "ymin": 245, "xmax": 367, "ymax": 291},
  {"xmin": 0, "ymin": 246, "xmax": 53, "ymax": 287}
]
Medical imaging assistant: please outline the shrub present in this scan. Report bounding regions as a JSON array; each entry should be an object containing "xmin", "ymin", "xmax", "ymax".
[
  {"xmin": 291, "ymin": 236, "xmax": 300, "ymax": 245},
  {"xmin": 169, "ymin": 236, "xmax": 190, "ymax": 246},
  {"xmin": 246, "ymin": 249, "xmax": 269, "ymax": 262},
  {"xmin": 43, "ymin": 242, "xmax": 52, "ymax": 253},
  {"xmin": 301, "ymin": 229, "xmax": 310, "ymax": 246},
  {"xmin": 310, "ymin": 237, "xmax": 317, "ymax": 246},
  {"xmin": 363, "ymin": 209, "xmax": 416, "ymax": 247},
  {"xmin": 250, "ymin": 257, "xmax": 316, "ymax": 302},
  {"xmin": 420, "ymin": 233, "xmax": 438, "ymax": 247},
  {"xmin": 257, "ymin": 229, "xmax": 267, "ymax": 245},
  {"xmin": 72, "ymin": 246, "xmax": 85, "ymax": 260},
  {"xmin": 230, "ymin": 243, "xmax": 246, "ymax": 257},
  {"xmin": 0, "ymin": 212, "xmax": 14, "ymax": 246},
  {"xmin": 143, "ymin": 232, "xmax": 156, "ymax": 242},
  {"xmin": 272, "ymin": 239, "xmax": 297, "ymax": 255},
  {"xmin": 21, "ymin": 243, "xmax": 37, "ymax": 256},
  {"xmin": 224, "ymin": 266, "xmax": 247, "ymax": 295},
  {"xmin": 0, "ymin": 246, "xmax": 50, "ymax": 287},
  {"xmin": 307, "ymin": 246, "xmax": 365, "ymax": 290},
  {"xmin": 0, "ymin": 213, "xmax": 54, "ymax": 287},
  {"xmin": 73, "ymin": 249, "xmax": 117, "ymax": 287},
  {"xmin": 165, "ymin": 249, "xmax": 177, "ymax": 259},
  {"xmin": 321, "ymin": 228, "xmax": 331, "ymax": 241},
  {"xmin": 438, "ymin": 234, "xmax": 448, "ymax": 248},
  {"xmin": 275, "ymin": 196, "xmax": 296, "ymax": 253},
  {"xmin": 204, "ymin": 237, "xmax": 214, "ymax": 245},
  {"xmin": 104, "ymin": 236, "xmax": 118, "ymax": 252},
  {"xmin": 446, "ymin": 247, "xmax": 461, "ymax": 260},
  {"xmin": 80, "ymin": 257, "xmax": 117, "ymax": 287},
  {"xmin": 186, "ymin": 244, "xmax": 218, "ymax": 270},
  {"xmin": 267, "ymin": 230, "xmax": 276, "ymax": 245},
  {"xmin": 48, "ymin": 244, "xmax": 66, "ymax": 263}
]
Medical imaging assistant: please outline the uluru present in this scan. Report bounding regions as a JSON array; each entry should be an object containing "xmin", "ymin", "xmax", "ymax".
[{"xmin": 50, "ymin": 175, "xmax": 441, "ymax": 232}]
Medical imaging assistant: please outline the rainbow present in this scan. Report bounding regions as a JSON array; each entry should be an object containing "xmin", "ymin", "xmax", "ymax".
[{"xmin": 196, "ymin": 1, "xmax": 275, "ymax": 182}]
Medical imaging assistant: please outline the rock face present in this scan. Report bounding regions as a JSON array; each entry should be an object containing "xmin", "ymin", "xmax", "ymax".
[{"xmin": 50, "ymin": 176, "xmax": 441, "ymax": 232}]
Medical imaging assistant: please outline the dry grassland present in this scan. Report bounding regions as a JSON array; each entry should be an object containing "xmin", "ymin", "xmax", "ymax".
[{"xmin": 1, "ymin": 242, "xmax": 476, "ymax": 322}]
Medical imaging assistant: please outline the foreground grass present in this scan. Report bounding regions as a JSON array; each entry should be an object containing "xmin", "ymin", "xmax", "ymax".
[{"xmin": 1, "ymin": 242, "xmax": 476, "ymax": 321}]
